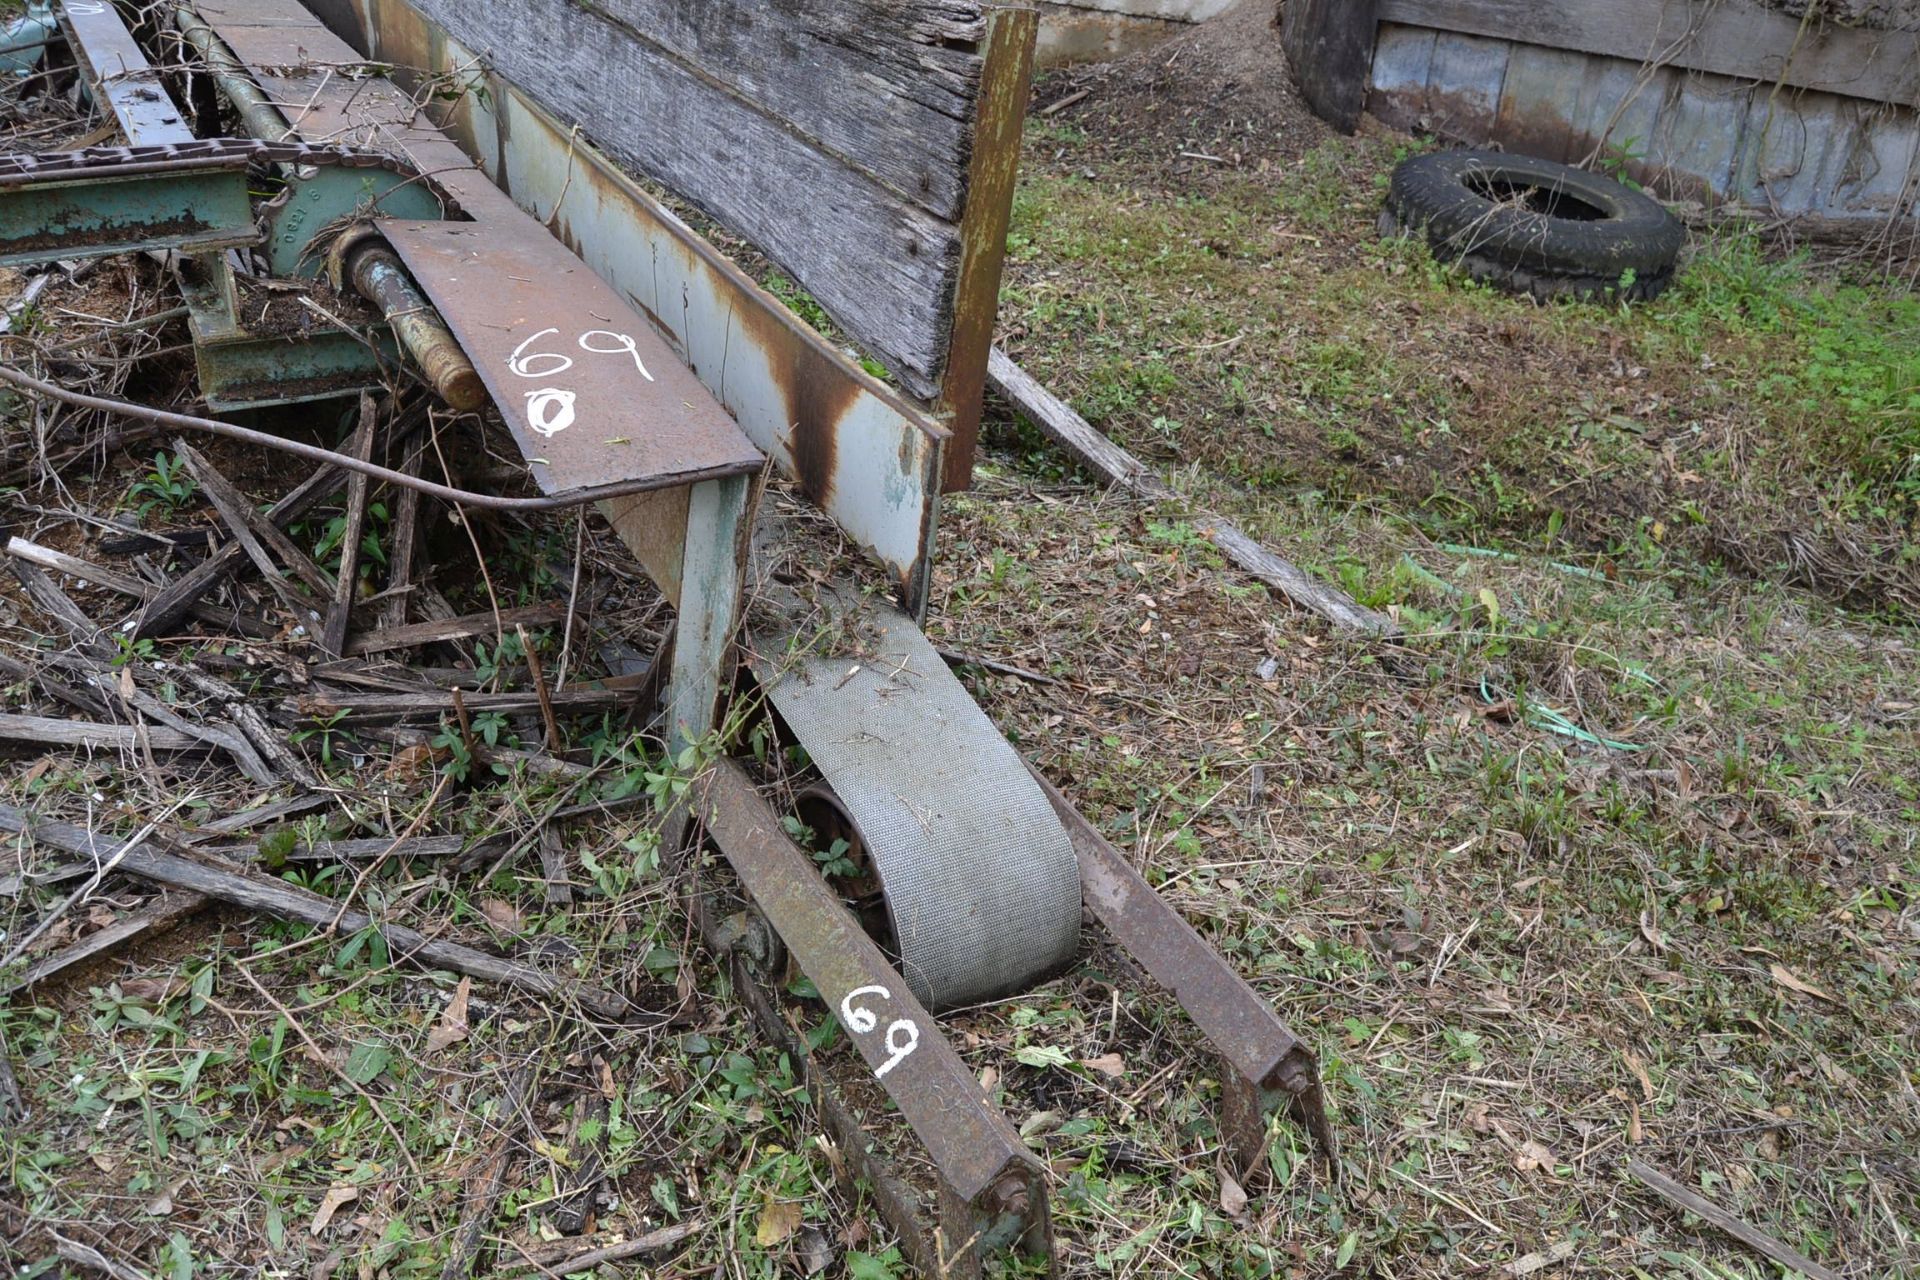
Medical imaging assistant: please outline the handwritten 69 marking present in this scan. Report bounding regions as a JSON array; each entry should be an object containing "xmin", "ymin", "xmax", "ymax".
[
  {"xmin": 505, "ymin": 327, "xmax": 656, "ymax": 439},
  {"xmin": 839, "ymin": 984, "xmax": 920, "ymax": 1080}
]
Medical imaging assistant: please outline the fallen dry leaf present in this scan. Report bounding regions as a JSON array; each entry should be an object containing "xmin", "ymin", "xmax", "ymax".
[
  {"xmin": 1769, "ymin": 962, "xmax": 1838, "ymax": 1003},
  {"xmin": 426, "ymin": 977, "xmax": 472, "ymax": 1053},
  {"xmin": 477, "ymin": 897, "xmax": 523, "ymax": 932},
  {"xmin": 1622, "ymin": 1048, "xmax": 1654, "ymax": 1102},
  {"xmin": 310, "ymin": 1183, "xmax": 359, "ymax": 1235},
  {"xmin": 1512, "ymin": 1139, "xmax": 1556, "ymax": 1174},
  {"xmin": 755, "ymin": 1198, "xmax": 802, "ymax": 1248},
  {"xmin": 1218, "ymin": 1171, "xmax": 1248, "ymax": 1219}
]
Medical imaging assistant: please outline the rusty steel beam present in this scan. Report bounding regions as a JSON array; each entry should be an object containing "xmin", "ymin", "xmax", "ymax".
[
  {"xmin": 1028, "ymin": 766, "xmax": 1336, "ymax": 1170},
  {"xmin": 690, "ymin": 760, "xmax": 1054, "ymax": 1278},
  {"xmin": 935, "ymin": 5, "xmax": 1037, "ymax": 494}
]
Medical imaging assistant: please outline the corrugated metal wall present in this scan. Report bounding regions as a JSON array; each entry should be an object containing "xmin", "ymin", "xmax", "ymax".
[{"xmin": 1370, "ymin": 23, "xmax": 1920, "ymax": 220}]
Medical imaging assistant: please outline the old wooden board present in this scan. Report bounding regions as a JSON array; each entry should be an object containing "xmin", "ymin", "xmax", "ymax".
[
  {"xmin": 381, "ymin": 219, "xmax": 762, "ymax": 500},
  {"xmin": 1376, "ymin": 0, "xmax": 1920, "ymax": 109},
  {"xmin": 391, "ymin": 0, "xmax": 983, "ymax": 403}
]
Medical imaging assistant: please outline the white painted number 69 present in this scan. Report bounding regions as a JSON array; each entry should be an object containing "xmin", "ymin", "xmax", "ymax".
[
  {"xmin": 507, "ymin": 328, "xmax": 574, "ymax": 379},
  {"xmin": 839, "ymin": 984, "xmax": 920, "ymax": 1079}
]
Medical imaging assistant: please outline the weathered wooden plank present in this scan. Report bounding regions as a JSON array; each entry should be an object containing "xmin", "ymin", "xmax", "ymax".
[
  {"xmin": 1281, "ymin": 0, "xmax": 1382, "ymax": 134},
  {"xmin": 1425, "ymin": 31, "xmax": 1510, "ymax": 140},
  {"xmin": 395, "ymin": 0, "xmax": 964, "ymax": 399},
  {"xmin": 1376, "ymin": 0, "xmax": 1920, "ymax": 109},
  {"xmin": 937, "ymin": 6, "xmax": 1038, "ymax": 492},
  {"xmin": 512, "ymin": 0, "xmax": 989, "ymax": 222},
  {"xmin": 0, "ymin": 714, "xmax": 202, "ymax": 754},
  {"xmin": 1368, "ymin": 24, "xmax": 1439, "ymax": 131}
]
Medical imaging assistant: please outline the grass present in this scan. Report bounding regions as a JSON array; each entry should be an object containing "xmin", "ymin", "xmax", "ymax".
[{"xmin": 1000, "ymin": 130, "xmax": 1920, "ymax": 613}]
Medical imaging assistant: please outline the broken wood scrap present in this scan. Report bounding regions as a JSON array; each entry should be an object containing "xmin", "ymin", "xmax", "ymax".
[
  {"xmin": 5, "ymin": 536, "xmax": 270, "ymax": 637},
  {"xmin": 0, "ymin": 649, "xmax": 113, "ymax": 720},
  {"xmin": 113, "ymin": 685, "xmax": 277, "ymax": 785},
  {"xmin": 174, "ymin": 440, "xmax": 335, "ymax": 599},
  {"xmin": 345, "ymin": 602, "xmax": 572, "ymax": 657},
  {"xmin": 299, "ymin": 686, "xmax": 634, "ymax": 723},
  {"xmin": 175, "ymin": 440, "xmax": 325, "ymax": 621},
  {"xmin": 550, "ymin": 1078, "xmax": 609, "ymax": 1233},
  {"xmin": 1192, "ymin": 516, "xmax": 1399, "ymax": 637},
  {"xmin": 381, "ymin": 429, "xmax": 426, "ymax": 632},
  {"xmin": 321, "ymin": 397, "xmax": 376, "ymax": 659},
  {"xmin": 986, "ymin": 346, "xmax": 1399, "ymax": 637},
  {"xmin": 132, "ymin": 402, "xmax": 402, "ymax": 640},
  {"xmin": 502, "ymin": 1220, "xmax": 703, "ymax": 1276},
  {"xmin": 195, "ymin": 833, "xmax": 506, "ymax": 865},
  {"xmin": 537, "ymin": 824, "xmax": 572, "ymax": 907},
  {"xmin": 4, "ymin": 890, "xmax": 207, "ymax": 995},
  {"xmin": 0, "ymin": 712, "xmax": 205, "ymax": 754},
  {"xmin": 11, "ymin": 560, "xmax": 113, "ymax": 657},
  {"xmin": 441, "ymin": 1063, "xmax": 535, "ymax": 1280},
  {"xmin": 0, "ymin": 805, "xmax": 644, "ymax": 1022},
  {"xmin": 182, "ymin": 793, "xmax": 331, "ymax": 841},
  {"xmin": 519, "ymin": 623, "xmax": 563, "ymax": 750},
  {"xmin": 1625, "ymin": 1159, "xmax": 1844, "ymax": 1280}
]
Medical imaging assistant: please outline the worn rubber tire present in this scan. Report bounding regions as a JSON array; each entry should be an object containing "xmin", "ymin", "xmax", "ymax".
[{"xmin": 1384, "ymin": 149, "xmax": 1685, "ymax": 302}]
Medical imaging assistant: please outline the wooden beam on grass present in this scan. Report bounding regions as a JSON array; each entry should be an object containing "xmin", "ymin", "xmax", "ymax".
[
  {"xmin": 1626, "ymin": 1160, "xmax": 1844, "ymax": 1280},
  {"xmin": 0, "ymin": 805, "xmax": 645, "ymax": 1023},
  {"xmin": 987, "ymin": 347, "xmax": 1399, "ymax": 637}
]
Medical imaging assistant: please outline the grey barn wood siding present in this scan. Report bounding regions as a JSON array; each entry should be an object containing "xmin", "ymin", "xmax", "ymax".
[{"xmin": 404, "ymin": 0, "xmax": 1006, "ymax": 400}]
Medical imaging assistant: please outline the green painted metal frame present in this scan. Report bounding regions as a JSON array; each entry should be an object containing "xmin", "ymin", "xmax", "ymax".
[{"xmin": 0, "ymin": 166, "xmax": 259, "ymax": 268}]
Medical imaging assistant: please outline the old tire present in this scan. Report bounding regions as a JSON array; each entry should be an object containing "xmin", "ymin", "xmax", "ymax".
[{"xmin": 1383, "ymin": 149, "xmax": 1685, "ymax": 302}]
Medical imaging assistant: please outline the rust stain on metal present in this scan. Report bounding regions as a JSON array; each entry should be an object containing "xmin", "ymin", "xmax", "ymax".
[
  {"xmin": 692, "ymin": 760, "xmax": 1053, "ymax": 1275},
  {"xmin": 381, "ymin": 218, "xmax": 762, "ymax": 498},
  {"xmin": 937, "ymin": 6, "xmax": 1038, "ymax": 494},
  {"xmin": 732, "ymin": 298, "xmax": 860, "ymax": 511}
]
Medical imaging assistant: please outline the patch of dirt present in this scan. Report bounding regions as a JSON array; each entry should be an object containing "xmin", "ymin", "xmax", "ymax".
[{"xmin": 1038, "ymin": 0, "xmax": 1331, "ymax": 176}]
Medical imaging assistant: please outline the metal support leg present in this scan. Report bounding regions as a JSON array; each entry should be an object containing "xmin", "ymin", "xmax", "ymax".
[{"xmin": 665, "ymin": 474, "xmax": 751, "ymax": 752}]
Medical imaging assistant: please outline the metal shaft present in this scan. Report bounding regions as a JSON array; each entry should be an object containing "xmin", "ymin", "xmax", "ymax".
[
  {"xmin": 347, "ymin": 245, "xmax": 486, "ymax": 411},
  {"xmin": 171, "ymin": 10, "xmax": 485, "ymax": 411},
  {"xmin": 172, "ymin": 8, "xmax": 289, "ymax": 145}
]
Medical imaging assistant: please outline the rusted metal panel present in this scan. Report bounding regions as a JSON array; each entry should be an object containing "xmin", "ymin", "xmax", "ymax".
[
  {"xmin": 1646, "ymin": 73, "xmax": 1751, "ymax": 204},
  {"xmin": 1493, "ymin": 43, "xmax": 1589, "ymax": 164},
  {"xmin": 1424, "ymin": 31, "xmax": 1509, "ymax": 141},
  {"xmin": 693, "ymin": 760, "xmax": 1053, "ymax": 1274},
  {"xmin": 60, "ymin": 0, "xmax": 194, "ymax": 144},
  {"xmin": 483, "ymin": 83, "xmax": 948, "ymax": 614},
  {"xmin": 1377, "ymin": 0, "xmax": 1920, "ymax": 111},
  {"xmin": 1831, "ymin": 105, "xmax": 1920, "ymax": 217},
  {"xmin": 343, "ymin": 0, "xmax": 951, "ymax": 612},
  {"xmin": 381, "ymin": 220, "xmax": 763, "ymax": 500},
  {"xmin": 1569, "ymin": 55, "xmax": 1669, "ymax": 176},
  {"xmin": 1029, "ymin": 766, "xmax": 1333, "ymax": 1167},
  {"xmin": 1369, "ymin": 21, "xmax": 1919, "ymax": 222},
  {"xmin": 1738, "ymin": 91, "xmax": 1833, "ymax": 216},
  {"xmin": 1368, "ymin": 23, "xmax": 1438, "ymax": 132}
]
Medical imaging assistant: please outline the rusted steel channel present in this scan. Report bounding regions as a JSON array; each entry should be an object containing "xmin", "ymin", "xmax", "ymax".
[{"xmin": 686, "ymin": 761, "xmax": 1053, "ymax": 1279}]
